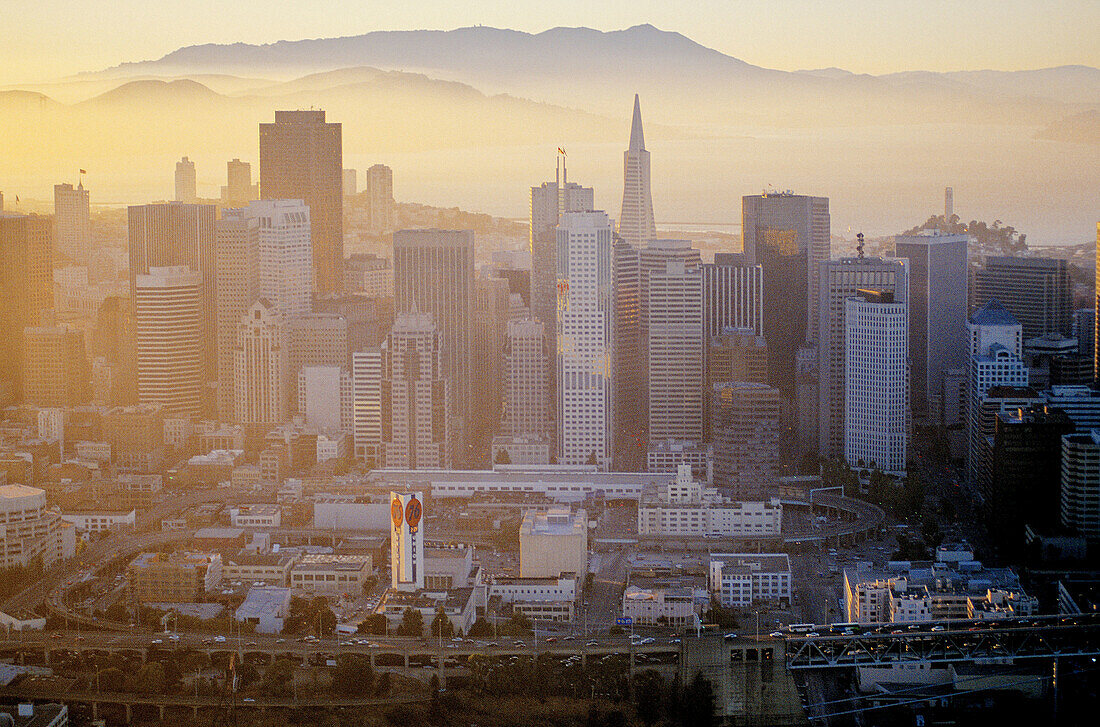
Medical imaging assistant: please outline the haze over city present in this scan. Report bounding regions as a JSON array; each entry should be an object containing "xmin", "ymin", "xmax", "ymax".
[{"xmin": 1, "ymin": 2, "xmax": 1099, "ymax": 726}]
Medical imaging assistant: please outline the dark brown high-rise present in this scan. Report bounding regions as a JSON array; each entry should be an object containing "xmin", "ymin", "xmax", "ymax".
[{"xmin": 259, "ymin": 110, "xmax": 343, "ymax": 295}]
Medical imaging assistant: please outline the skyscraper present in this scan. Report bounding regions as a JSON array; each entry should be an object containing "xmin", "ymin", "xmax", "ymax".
[
  {"xmin": 221, "ymin": 159, "xmax": 257, "ymax": 208},
  {"xmin": 503, "ymin": 318, "xmax": 549, "ymax": 441},
  {"xmin": 894, "ymin": 232, "xmax": 968, "ymax": 422},
  {"xmin": 712, "ymin": 381, "xmax": 780, "ymax": 500},
  {"xmin": 966, "ymin": 301, "xmax": 1030, "ymax": 487},
  {"xmin": 381, "ymin": 312, "xmax": 450, "ymax": 469},
  {"xmin": 287, "ymin": 314, "xmax": 349, "ymax": 411},
  {"xmin": 612, "ymin": 235, "xmax": 643, "ymax": 470},
  {"xmin": 1094, "ymin": 223, "xmax": 1100, "ymax": 382},
  {"xmin": 471, "ymin": 274, "xmax": 512, "ymax": 458},
  {"xmin": 259, "ymin": 110, "xmax": 343, "ymax": 295},
  {"xmin": 972, "ymin": 256, "xmax": 1072, "ymax": 340},
  {"xmin": 1061, "ymin": 430, "xmax": 1100, "ymax": 539},
  {"xmin": 175, "ymin": 157, "xmax": 197, "ymax": 202},
  {"xmin": 817, "ymin": 255, "xmax": 908, "ymax": 459},
  {"xmin": 127, "ymin": 203, "xmax": 216, "ymax": 381},
  {"xmin": 530, "ymin": 156, "xmax": 594, "ymax": 415},
  {"xmin": 234, "ymin": 300, "xmax": 287, "ymax": 428},
  {"xmin": 557, "ymin": 211, "xmax": 615, "ymax": 468},
  {"xmin": 393, "ymin": 229, "xmax": 474, "ymax": 462},
  {"xmin": 133, "ymin": 266, "xmax": 203, "ymax": 416},
  {"xmin": 342, "ymin": 169, "xmax": 357, "ymax": 197},
  {"xmin": 246, "ymin": 199, "xmax": 313, "ymax": 321},
  {"xmin": 21, "ymin": 325, "xmax": 90, "ymax": 407},
  {"xmin": 0, "ymin": 213, "xmax": 53, "ymax": 400},
  {"xmin": 214, "ymin": 210, "xmax": 260, "ymax": 420},
  {"xmin": 364, "ymin": 164, "xmax": 395, "ymax": 234},
  {"xmin": 54, "ymin": 182, "xmax": 90, "ymax": 262},
  {"xmin": 844, "ymin": 290, "xmax": 910, "ymax": 474},
  {"xmin": 702, "ymin": 254, "xmax": 764, "ymax": 339},
  {"xmin": 641, "ymin": 240, "xmax": 704, "ymax": 445},
  {"xmin": 618, "ymin": 95, "xmax": 656, "ymax": 246},
  {"xmin": 742, "ymin": 193, "xmax": 830, "ymax": 403},
  {"xmin": 352, "ymin": 349, "xmax": 383, "ymax": 467}
]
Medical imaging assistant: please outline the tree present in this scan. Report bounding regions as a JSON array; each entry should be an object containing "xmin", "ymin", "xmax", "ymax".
[
  {"xmin": 397, "ymin": 607, "xmax": 424, "ymax": 637},
  {"xmin": 633, "ymin": 670, "xmax": 665, "ymax": 726},
  {"xmin": 97, "ymin": 666, "xmax": 128, "ymax": 692},
  {"xmin": 260, "ymin": 659, "xmax": 294, "ymax": 698},
  {"xmin": 332, "ymin": 654, "xmax": 374, "ymax": 696},
  {"xmin": 431, "ymin": 608, "xmax": 455, "ymax": 638},
  {"xmin": 467, "ymin": 617, "xmax": 494, "ymax": 637},
  {"xmin": 494, "ymin": 449, "xmax": 511, "ymax": 465},
  {"xmin": 134, "ymin": 662, "xmax": 166, "ymax": 694},
  {"xmin": 358, "ymin": 613, "xmax": 388, "ymax": 635},
  {"xmin": 507, "ymin": 610, "xmax": 532, "ymax": 636},
  {"xmin": 375, "ymin": 671, "xmax": 392, "ymax": 696},
  {"xmin": 681, "ymin": 672, "xmax": 716, "ymax": 727}
]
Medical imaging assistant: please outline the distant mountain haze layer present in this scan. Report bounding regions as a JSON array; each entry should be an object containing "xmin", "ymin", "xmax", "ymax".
[{"xmin": 84, "ymin": 24, "xmax": 1099, "ymax": 126}]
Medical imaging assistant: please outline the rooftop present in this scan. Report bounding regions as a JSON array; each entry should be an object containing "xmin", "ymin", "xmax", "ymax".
[{"xmin": 969, "ymin": 300, "xmax": 1019, "ymax": 327}]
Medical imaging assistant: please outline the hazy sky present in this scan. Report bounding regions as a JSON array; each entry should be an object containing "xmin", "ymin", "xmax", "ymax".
[{"xmin": 2, "ymin": 0, "xmax": 1097, "ymax": 85}]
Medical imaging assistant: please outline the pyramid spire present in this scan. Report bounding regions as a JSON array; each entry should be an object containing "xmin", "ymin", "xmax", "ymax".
[{"xmin": 629, "ymin": 93, "xmax": 645, "ymax": 151}]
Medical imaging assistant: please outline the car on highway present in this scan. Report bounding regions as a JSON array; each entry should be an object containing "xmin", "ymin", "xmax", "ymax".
[
  {"xmin": 214, "ymin": 636, "xmax": 226, "ymax": 643},
  {"xmin": 151, "ymin": 638, "xmax": 163, "ymax": 644},
  {"xmin": 585, "ymin": 640, "xmax": 599, "ymax": 647},
  {"xmin": 769, "ymin": 631, "xmax": 785, "ymax": 638}
]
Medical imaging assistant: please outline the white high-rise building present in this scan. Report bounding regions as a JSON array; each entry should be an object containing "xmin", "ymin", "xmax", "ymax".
[
  {"xmin": 133, "ymin": 266, "xmax": 203, "ymax": 415},
  {"xmin": 818, "ymin": 256, "xmax": 909, "ymax": 459},
  {"xmin": 243, "ymin": 200, "xmax": 313, "ymax": 320},
  {"xmin": 503, "ymin": 317, "xmax": 548, "ymax": 439},
  {"xmin": 966, "ymin": 301, "xmax": 1029, "ymax": 486},
  {"xmin": 234, "ymin": 299, "xmax": 287, "ymax": 427},
  {"xmin": 352, "ymin": 349, "xmax": 383, "ymax": 467},
  {"xmin": 54, "ymin": 182, "xmax": 90, "ymax": 262},
  {"xmin": 381, "ymin": 313, "xmax": 451, "ymax": 469},
  {"xmin": 618, "ymin": 94, "xmax": 656, "ymax": 246},
  {"xmin": 844, "ymin": 290, "xmax": 910, "ymax": 474},
  {"xmin": 644, "ymin": 246, "xmax": 704, "ymax": 444},
  {"xmin": 298, "ymin": 365, "xmax": 352, "ymax": 432},
  {"xmin": 557, "ymin": 211, "xmax": 615, "ymax": 468},
  {"xmin": 215, "ymin": 211, "xmax": 260, "ymax": 420}
]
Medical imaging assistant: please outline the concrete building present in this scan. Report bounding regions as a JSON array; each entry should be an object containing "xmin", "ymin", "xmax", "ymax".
[
  {"xmin": 230, "ymin": 504, "xmax": 282, "ymax": 528},
  {"xmin": 393, "ymin": 229, "xmax": 474, "ymax": 463},
  {"xmin": 894, "ymin": 232, "xmax": 968, "ymax": 421},
  {"xmin": 818, "ymin": 256, "xmax": 908, "ymax": 459},
  {"xmin": 1061, "ymin": 430, "xmax": 1100, "ymax": 539},
  {"xmin": 612, "ymin": 235, "xmax": 644, "ymax": 471},
  {"xmin": 966, "ymin": 302, "xmax": 1030, "ymax": 487},
  {"xmin": 364, "ymin": 164, "xmax": 395, "ymax": 234},
  {"xmin": 344, "ymin": 253, "xmax": 393, "ymax": 297},
  {"xmin": 708, "ymin": 553, "xmax": 792, "ymax": 608},
  {"xmin": 221, "ymin": 158, "xmax": 257, "ymax": 208},
  {"xmin": 618, "ymin": 95, "xmax": 657, "ymax": 246},
  {"xmin": 487, "ymin": 574, "xmax": 577, "ymax": 622},
  {"xmin": 233, "ymin": 300, "xmax": 287, "ymax": 428},
  {"xmin": 556, "ymin": 211, "xmax": 616, "ymax": 467},
  {"xmin": 380, "ymin": 313, "xmax": 450, "ymax": 469},
  {"xmin": 502, "ymin": 318, "xmax": 549, "ymax": 441},
  {"xmin": 0, "ymin": 484, "xmax": 73, "ymax": 569},
  {"xmin": 637, "ymin": 465, "xmax": 782, "ymax": 537},
  {"xmin": 133, "ymin": 267, "xmax": 203, "ymax": 416},
  {"xmin": 530, "ymin": 157, "xmax": 593, "ymax": 417},
  {"xmin": 289, "ymin": 553, "xmax": 372, "ymax": 596},
  {"xmin": 259, "ymin": 110, "xmax": 343, "ymax": 295},
  {"xmin": 622, "ymin": 584, "xmax": 699, "ymax": 627},
  {"xmin": 126, "ymin": 551, "xmax": 222, "ymax": 603},
  {"xmin": 702, "ymin": 254, "xmax": 764, "ymax": 339},
  {"xmin": 175, "ymin": 156, "xmax": 196, "ymax": 202},
  {"xmin": 241, "ymin": 200, "xmax": 314, "ymax": 321},
  {"xmin": 1, "ymin": 213, "xmax": 55, "ymax": 400},
  {"xmin": 214, "ymin": 209, "xmax": 260, "ymax": 420},
  {"xmin": 645, "ymin": 439, "xmax": 712, "ymax": 481},
  {"xmin": 471, "ymin": 274, "xmax": 512, "ymax": 453},
  {"xmin": 60, "ymin": 509, "xmax": 135, "ymax": 534},
  {"xmin": 379, "ymin": 464, "xmax": 663, "ymax": 503},
  {"xmin": 127, "ymin": 203, "xmax": 216, "ymax": 382},
  {"xmin": 235, "ymin": 586, "xmax": 291, "ymax": 634},
  {"xmin": 54, "ymin": 182, "xmax": 90, "ymax": 262},
  {"xmin": 519, "ymin": 507, "xmax": 587, "ymax": 580},
  {"xmin": 711, "ymin": 382, "xmax": 780, "ymax": 500},
  {"xmin": 844, "ymin": 290, "xmax": 910, "ymax": 474},
  {"xmin": 642, "ymin": 241, "xmax": 705, "ymax": 445},
  {"xmin": 973, "ymin": 256, "xmax": 1072, "ymax": 340},
  {"xmin": 742, "ymin": 192, "xmax": 830, "ymax": 400},
  {"xmin": 298, "ymin": 365, "xmax": 352, "ymax": 433},
  {"xmin": 351, "ymin": 349, "xmax": 382, "ymax": 466},
  {"xmin": 21, "ymin": 326, "xmax": 90, "ymax": 407},
  {"xmin": 843, "ymin": 543, "xmax": 1035, "ymax": 623},
  {"xmin": 490, "ymin": 436, "xmax": 551, "ymax": 465},
  {"xmin": 222, "ymin": 553, "xmax": 295, "ymax": 586}
]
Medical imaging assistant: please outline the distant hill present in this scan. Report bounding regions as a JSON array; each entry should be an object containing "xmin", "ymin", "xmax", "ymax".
[{"xmin": 87, "ymin": 24, "xmax": 1098, "ymax": 126}]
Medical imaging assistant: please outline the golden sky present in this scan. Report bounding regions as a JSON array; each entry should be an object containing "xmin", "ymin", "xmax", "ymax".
[{"xmin": 2, "ymin": 0, "xmax": 1097, "ymax": 85}]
